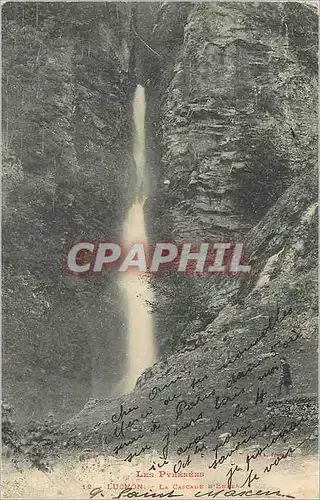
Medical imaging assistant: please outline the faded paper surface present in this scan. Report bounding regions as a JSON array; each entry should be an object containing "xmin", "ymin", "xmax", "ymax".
[{"xmin": 1, "ymin": 1, "xmax": 318, "ymax": 499}]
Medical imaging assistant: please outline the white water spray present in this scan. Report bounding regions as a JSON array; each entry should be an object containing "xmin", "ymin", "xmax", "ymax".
[{"xmin": 118, "ymin": 85, "xmax": 157, "ymax": 393}]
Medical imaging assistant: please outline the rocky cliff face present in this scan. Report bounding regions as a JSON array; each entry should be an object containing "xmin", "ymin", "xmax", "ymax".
[
  {"xmin": 138, "ymin": 1, "xmax": 318, "ymax": 359},
  {"xmin": 2, "ymin": 3, "xmax": 134, "ymax": 421},
  {"xmin": 61, "ymin": 1, "xmax": 318, "ymax": 454}
]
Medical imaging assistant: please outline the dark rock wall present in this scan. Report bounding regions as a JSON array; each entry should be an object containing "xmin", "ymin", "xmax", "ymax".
[
  {"xmin": 159, "ymin": 2, "xmax": 317, "ymax": 240},
  {"xmin": 2, "ymin": 3, "xmax": 134, "ymax": 421},
  {"xmin": 131, "ymin": 2, "xmax": 317, "ymax": 361}
]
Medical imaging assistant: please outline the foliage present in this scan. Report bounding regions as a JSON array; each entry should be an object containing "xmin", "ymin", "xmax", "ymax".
[
  {"xmin": 20, "ymin": 415, "xmax": 62, "ymax": 472},
  {"xmin": 2, "ymin": 401, "xmax": 63, "ymax": 473},
  {"xmin": 2, "ymin": 402, "xmax": 21, "ymax": 454},
  {"xmin": 148, "ymin": 269, "xmax": 213, "ymax": 355}
]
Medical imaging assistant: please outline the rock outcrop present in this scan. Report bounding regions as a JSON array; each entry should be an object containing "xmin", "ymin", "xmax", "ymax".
[
  {"xmin": 159, "ymin": 2, "xmax": 317, "ymax": 241},
  {"xmin": 2, "ymin": 2, "xmax": 318, "ymax": 435}
]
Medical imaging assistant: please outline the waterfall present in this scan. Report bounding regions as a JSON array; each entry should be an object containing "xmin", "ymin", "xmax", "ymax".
[{"xmin": 118, "ymin": 85, "xmax": 157, "ymax": 394}]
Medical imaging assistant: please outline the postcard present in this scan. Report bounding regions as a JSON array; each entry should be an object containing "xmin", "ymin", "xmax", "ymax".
[{"xmin": 2, "ymin": 1, "xmax": 318, "ymax": 499}]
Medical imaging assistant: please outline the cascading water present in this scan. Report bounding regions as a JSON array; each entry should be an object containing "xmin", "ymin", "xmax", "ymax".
[{"xmin": 118, "ymin": 85, "xmax": 157, "ymax": 393}]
